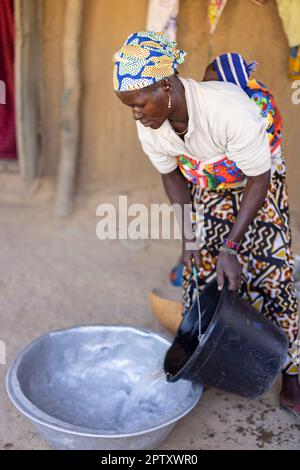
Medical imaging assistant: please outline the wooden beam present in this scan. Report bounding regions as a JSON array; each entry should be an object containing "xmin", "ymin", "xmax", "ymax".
[
  {"xmin": 14, "ymin": 0, "xmax": 41, "ymax": 186},
  {"xmin": 55, "ymin": 0, "xmax": 84, "ymax": 218}
]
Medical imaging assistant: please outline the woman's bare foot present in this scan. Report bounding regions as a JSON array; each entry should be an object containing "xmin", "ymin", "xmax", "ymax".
[{"xmin": 280, "ymin": 374, "xmax": 300, "ymax": 419}]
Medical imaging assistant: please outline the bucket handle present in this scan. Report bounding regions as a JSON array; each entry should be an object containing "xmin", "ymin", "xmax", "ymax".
[{"xmin": 192, "ymin": 260, "xmax": 204, "ymax": 344}]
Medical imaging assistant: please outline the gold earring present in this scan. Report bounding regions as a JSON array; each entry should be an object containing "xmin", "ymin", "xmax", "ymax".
[{"xmin": 168, "ymin": 92, "xmax": 172, "ymax": 109}]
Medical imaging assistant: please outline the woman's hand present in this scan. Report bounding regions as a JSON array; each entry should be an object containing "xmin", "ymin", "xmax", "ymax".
[
  {"xmin": 216, "ymin": 251, "xmax": 242, "ymax": 291},
  {"xmin": 181, "ymin": 242, "xmax": 201, "ymax": 274}
]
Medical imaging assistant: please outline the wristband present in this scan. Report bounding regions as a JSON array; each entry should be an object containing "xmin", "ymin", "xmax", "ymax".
[{"xmin": 223, "ymin": 238, "xmax": 241, "ymax": 252}]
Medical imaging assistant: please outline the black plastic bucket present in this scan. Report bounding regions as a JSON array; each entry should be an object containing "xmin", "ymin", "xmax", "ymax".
[{"xmin": 164, "ymin": 279, "xmax": 289, "ymax": 399}]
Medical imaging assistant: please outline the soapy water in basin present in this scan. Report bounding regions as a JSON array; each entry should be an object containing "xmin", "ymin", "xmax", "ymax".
[{"xmin": 18, "ymin": 329, "xmax": 193, "ymax": 434}]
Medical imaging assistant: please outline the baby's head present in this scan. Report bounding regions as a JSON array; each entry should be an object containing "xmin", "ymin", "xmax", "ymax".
[
  {"xmin": 203, "ymin": 62, "xmax": 219, "ymax": 81},
  {"xmin": 203, "ymin": 53, "xmax": 257, "ymax": 90}
]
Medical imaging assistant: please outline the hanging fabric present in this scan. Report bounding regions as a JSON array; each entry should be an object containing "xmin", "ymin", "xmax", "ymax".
[
  {"xmin": 207, "ymin": 0, "xmax": 228, "ymax": 62},
  {"xmin": 146, "ymin": 0, "xmax": 179, "ymax": 42},
  {"xmin": 276, "ymin": 0, "xmax": 300, "ymax": 81},
  {"xmin": 0, "ymin": 0, "xmax": 17, "ymax": 160},
  {"xmin": 208, "ymin": 0, "xmax": 228, "ymax": 35}
]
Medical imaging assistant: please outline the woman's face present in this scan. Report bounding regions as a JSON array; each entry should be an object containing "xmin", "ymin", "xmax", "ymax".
[{"xmin": 116, "ymin": 82, "xmax": 170, "ymax": 130}]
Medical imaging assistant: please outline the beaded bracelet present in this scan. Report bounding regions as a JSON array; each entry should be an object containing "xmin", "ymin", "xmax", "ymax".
[
  {"xmin": 223, "ymin": 238, "xmax": 241, "ymax": 252},
  {"xmin": 219, "ymin": 246, "xmax": 238, "ymax": 256}
]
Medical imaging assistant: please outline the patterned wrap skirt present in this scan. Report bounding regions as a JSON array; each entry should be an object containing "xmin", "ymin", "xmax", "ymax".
[{"xmin": 181, "ymin": 156, "xmax": 300, "ymax": 376}]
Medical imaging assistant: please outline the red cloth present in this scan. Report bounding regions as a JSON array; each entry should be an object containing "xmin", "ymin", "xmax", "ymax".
[{"xmin": 0, "ymin": 0, "xmax": 17, "ymax": 160}]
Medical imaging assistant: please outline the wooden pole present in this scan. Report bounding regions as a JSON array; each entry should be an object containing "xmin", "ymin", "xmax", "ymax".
[
  {"xmin": 14, "ymin": 0, "xmax": 41, "ymax": 186},
  {"xmin": 55, "ymin": 0, "xmax": 84, "ymax": 217}
]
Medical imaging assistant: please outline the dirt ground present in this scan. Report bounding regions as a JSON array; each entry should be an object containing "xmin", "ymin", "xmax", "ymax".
[{"xmin": 1, "ymin": 174, "xmax": 299, "ymax": 450}]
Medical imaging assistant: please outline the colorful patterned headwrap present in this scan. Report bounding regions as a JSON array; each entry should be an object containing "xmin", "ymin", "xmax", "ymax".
[
  {"xmin": 213, "ymin": 53, "xmax": 257, "ymax": 90},
  {"xmin": 113, "ymin": 31, "xmax": 186, "ymax": 92}
]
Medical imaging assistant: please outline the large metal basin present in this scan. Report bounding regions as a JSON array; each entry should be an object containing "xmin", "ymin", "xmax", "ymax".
[{"xmin": 6, "ymin": 326, "xmax": 202, "ymax": 450}]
